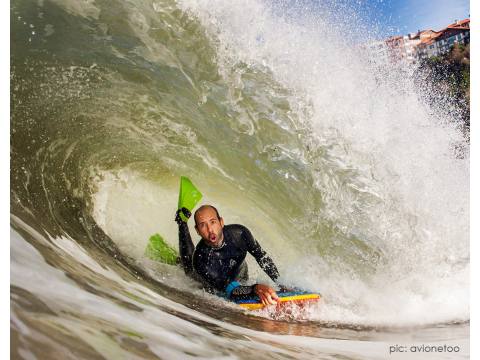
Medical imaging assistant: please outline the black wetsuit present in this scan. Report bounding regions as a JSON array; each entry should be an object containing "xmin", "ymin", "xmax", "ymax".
[{"xmin": 178, "ymin": 222, "xmax": 280, "ymax": 300}]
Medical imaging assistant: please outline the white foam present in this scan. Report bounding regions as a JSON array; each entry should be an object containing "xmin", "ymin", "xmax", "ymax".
[
  {"xmin": 91, "ymin": 169, "xmax": 179, "ymax": 260},
  {"xmin": 176, "ymin": 0, "xmax": 469, "ymax": 326}
]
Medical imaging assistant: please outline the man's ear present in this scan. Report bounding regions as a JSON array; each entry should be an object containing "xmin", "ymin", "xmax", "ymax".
[
  {"xmin": 220, "ymin": 217, "xmax": 224, "ymax": 228},
  {"xmin": 194, "ymin": 225, "xmax": 200, "ymax": 236}
]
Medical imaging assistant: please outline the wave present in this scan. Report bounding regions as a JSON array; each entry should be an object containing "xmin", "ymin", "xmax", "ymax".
[{"xmin": 11, "ymin": 0, "xmax": 469, "ymax": 336}]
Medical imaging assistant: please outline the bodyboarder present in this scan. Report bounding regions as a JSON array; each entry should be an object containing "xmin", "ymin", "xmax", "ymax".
[{"xmin": 175, "ymin": 204, "xmax": 281, "ymax": 305}]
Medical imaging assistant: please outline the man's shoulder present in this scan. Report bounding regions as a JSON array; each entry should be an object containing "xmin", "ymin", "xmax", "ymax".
[
  {"xmin": 224, "ymin": 224, "xmax": 255, "ymax": 242},
  {"xmin": 224, "ymin": 223, "xmax": 250, "ymax": 234}
]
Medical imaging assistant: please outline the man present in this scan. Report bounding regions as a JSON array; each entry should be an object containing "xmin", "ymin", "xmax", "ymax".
[{"xmin": 175, "ymin": 204, "xmax": 280, "ymax": 305}]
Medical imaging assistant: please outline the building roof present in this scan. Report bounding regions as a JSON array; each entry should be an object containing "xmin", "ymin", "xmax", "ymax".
[
  {"xmin": 398, "ymin": 19, "xmax": 469, "ymax": 42},
  {"xmin": 416, "ymin": 18, "xmax": 469, "ymax": 44},
  {"xmin": 386, "ymin": 35, "xmax": 403, "ymax": 42},
  {"xmin": 442, "ymin": 18, "xmax": 470, "ymax": 32},
  {"xmin": 449, "ymin": 18, "xmax": 470, "ymax": 27},
  {"xmin": 380, "ymin": 18, "xmax": 469, "ymax": 59}
]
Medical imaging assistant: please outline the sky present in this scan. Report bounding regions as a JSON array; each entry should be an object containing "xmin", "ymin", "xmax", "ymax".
[
  {"xmin": 276, "ymin": 0, "xmax": 470, "ymax": 38},
  {"xmin": 378, "ymin": 0, "xmax": 470, "ymax": 36}
]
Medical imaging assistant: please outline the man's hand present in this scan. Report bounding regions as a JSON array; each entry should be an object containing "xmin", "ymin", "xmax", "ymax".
[
  {"xmin": 254, "ymin": 284, "xmax": 279, "ymax": 306},
  {"xmin": 175, "ymin": 207, "xmax": 191, "ymax": 225}
]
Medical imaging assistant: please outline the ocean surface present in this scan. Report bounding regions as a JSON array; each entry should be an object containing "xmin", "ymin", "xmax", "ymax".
[{"xmin": 11, "ymin": 0, "xmax": 469, "ymax": 358}]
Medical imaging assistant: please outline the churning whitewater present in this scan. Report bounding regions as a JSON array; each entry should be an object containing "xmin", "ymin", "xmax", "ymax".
[{"xmin": 11, "ymin": 0, "xmax": 469, "ymax": 358}]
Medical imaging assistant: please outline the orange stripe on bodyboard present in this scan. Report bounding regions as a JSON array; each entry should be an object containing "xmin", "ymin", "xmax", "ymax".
[{"xmin": 237, "ymin": 293, "xmax": 320, "ymax": 310}]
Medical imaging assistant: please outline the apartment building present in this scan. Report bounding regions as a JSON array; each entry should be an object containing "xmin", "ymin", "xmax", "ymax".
[{"xmin": 384, "ymin": 18, "xmax": 470, "ymax": 63}]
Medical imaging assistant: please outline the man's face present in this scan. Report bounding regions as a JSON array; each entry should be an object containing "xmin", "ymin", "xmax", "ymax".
[{"xmin": 195, "ymin": 207, "xmax": 225, "ymax": 247}]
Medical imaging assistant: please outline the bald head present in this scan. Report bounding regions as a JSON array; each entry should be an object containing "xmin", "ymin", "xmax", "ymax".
[
  {"xmin": 194, "ymin": 205, "xmax": 221, "ymax": 227},
  {"xmin": 194, "ymin": 205, "xmax": 225, "ymax": 246}
]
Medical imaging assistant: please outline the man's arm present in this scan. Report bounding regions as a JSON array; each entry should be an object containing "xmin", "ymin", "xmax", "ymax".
[
  {"xmin": 241, "ymin": 226, "xmax": 280, "ymax": 282},
  {"xmin": 232, "ymin": 225, "xmax": 280, "ymax": 305},
  {"xmin": 226, "ymin": 282, "xmax": 279, "ymax": 305},
  {"xmin": 175, "ymin": 208, "xmax": 195, "ymax": 276}
]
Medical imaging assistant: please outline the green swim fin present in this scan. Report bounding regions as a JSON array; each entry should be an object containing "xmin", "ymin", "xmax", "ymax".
[
  {"xmin": 145, "ymin": 233, "xmax": 178, "ymax": 265},
  {"xmin": 178, "ymin": 176, "xmax": 202, "ymax": 222},
  {"xmin": 145, "ymin": 177, "xmax": 201, "ymax": 264}
]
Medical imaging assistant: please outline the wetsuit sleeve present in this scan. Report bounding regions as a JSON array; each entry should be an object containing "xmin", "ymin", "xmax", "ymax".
[
  {"xmin": 178, "ymin": 222, "xmax": 195, "ymax": 276},
  {"xmin": 241, "ymin": 227, "xmax": 280, "ymax": 282},
  {"xmin": 229, "ymin": 284, "xmax": 256, "ymax": 301}
]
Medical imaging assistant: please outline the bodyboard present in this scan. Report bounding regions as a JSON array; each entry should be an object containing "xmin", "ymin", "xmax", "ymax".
[{"xmin": 234, "ymin": 291, "xmax": 320, "ymax": 310}]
